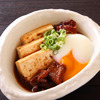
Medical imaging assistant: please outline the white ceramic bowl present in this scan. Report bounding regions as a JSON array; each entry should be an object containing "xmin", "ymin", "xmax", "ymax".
[{"xmin": 0, "ymin": 9, "xmax": 100, "ymax": 100}]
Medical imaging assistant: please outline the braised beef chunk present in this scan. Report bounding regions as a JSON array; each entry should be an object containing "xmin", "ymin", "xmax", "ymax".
[
  {"xmin": 30, "ymin": 69, "xmax": 56, "ymax": 92},
  {"xmin": 62, "ymin": 20, "xmax": 76, "ymax": 26},
  {"xmin": 30, "ymin": 70, "xmax": 49, "ymax": 91},
  {"xmin": 38, "ymin": 79, "xmax": 56, "ymax": 90},
  {"xmin": 47, "ymin": 62, "xmax": 66, "ymax": 84},
  {"xmin": 28, "ymin": 61, "xmax": 66, "ymax": 92},
  {"xmin": 30, "ymin": 70, "xmax": 48, "ymax": 85},
  {"xmin": 39, "ymin": 78, "xmax": 47, "ymax": 83},
  {"xmin": 54, "ymin": 20, "xmax": 77, "ymax": 34}
]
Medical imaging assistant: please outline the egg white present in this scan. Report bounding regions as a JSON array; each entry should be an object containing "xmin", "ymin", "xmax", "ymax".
[{"xmin": 53, "ymin": 34, "xmax": 93, "ymax": 64}]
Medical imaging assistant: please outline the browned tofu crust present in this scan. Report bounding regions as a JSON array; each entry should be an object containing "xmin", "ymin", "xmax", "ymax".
[
  {"xmin": 20, "ymin": 24, "xmax": 53, "ymax": 44},
  {"xmin": 17, "ymin": 38, "xmax": 44, "ymax": 58},
  {"xmin": 15, "ymin": 50, "xmax": 53, "ymax": 80}
]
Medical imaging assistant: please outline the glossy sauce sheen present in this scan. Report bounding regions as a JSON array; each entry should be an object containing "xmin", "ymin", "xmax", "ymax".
[{"xmin": 60, "ymin": 50, "xmax": 88, "ymax": 81}]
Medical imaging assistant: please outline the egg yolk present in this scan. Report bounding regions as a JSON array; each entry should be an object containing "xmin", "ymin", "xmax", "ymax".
[{"xmin": 60, "ymin": 50, "xmax": 88, "ymax": 81}]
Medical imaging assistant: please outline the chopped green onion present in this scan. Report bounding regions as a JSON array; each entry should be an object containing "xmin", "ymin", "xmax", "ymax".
[
  {"xmin": 43, "ymin": 30, "xmax": 51, "ymax": 37},
  {"xmin": 40, "ymin": 29, "xmax": 67, "ymax": 54},
  {"xmin": 59, "ymin": 29, "xmax": 67, "ymax": 37},
  {"xmin": 40, "ymin": 44, "xmax": 47, "ymax": 50},
  {"xmin": 53, "ymin": 44, "xmax": 60, "ymax": 50},
  {"xmin": 53, "ymin": 50, "xmax": 58, "ymax": 55},
  {"xmin": 40, "ymin": 44, "xmax": 45, "ymax": 48},
  {"xmin": 57, "ymin": 37, "xmax": 65, "ymax": 41}
]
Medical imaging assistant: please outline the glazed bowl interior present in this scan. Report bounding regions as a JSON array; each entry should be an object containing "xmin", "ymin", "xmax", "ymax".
[{"xmin": 0, "ymin": 9, "xmax": 100, "ymax": 100}]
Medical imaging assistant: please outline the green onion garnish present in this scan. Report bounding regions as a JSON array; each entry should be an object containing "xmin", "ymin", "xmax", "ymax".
[{"xmin": 40, "ymin": 29, "xmax": 67, "ymax": 54}]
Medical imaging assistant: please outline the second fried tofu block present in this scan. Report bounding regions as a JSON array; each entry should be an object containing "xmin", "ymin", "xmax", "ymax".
[
  {"xmin": 17, "ymin": 38, "xmax": 44, "ymax": 58},
  {"xmin": 15, "ymin": 50, "xmax": 53, "ymax": 80},
  {"xmin": 21, "ymin": 24, "xmax": 53, "ymax": 44}
]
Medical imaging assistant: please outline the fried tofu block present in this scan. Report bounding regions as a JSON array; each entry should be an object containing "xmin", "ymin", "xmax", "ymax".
[
  {"xmin": 15, "ymin": 50, "xmax": 53, "ymax": 80},
  {"xmin": 17, "ymin": 38, "xmax": 44, "ymax": 58},
  {"xmin": 20, "ymin": 24, "xmax": 53, "ymax": 44}
]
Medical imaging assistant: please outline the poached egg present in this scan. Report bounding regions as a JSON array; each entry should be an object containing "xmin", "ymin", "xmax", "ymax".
[{"xmin": 53, "ymin": 34, "xmax": 93, "ymax": 81}]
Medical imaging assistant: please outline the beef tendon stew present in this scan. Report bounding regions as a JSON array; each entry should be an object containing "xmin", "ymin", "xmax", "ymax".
[{"xmin": 15, "ymin": 20, "xmax": 93, "ymax": 92}]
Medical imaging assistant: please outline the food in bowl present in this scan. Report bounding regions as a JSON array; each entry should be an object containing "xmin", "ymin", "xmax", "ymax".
[
  {"xmin": 15, "ymin": 20, "xmax": 93, "ymax": 92},
  {"xmin": 1, "ymin": 9, "xmax": 100, "ymax": 100}
]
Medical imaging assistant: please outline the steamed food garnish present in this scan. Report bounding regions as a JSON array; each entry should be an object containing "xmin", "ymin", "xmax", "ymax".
[{"xmin": 15, "ymin": 20, "xmax": 93, "ymax": 92}]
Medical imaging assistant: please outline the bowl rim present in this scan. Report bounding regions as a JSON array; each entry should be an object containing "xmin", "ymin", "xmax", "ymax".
[{"xmin": 0, "ymin": 9, "xmax": 100, "ymax": 100}]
